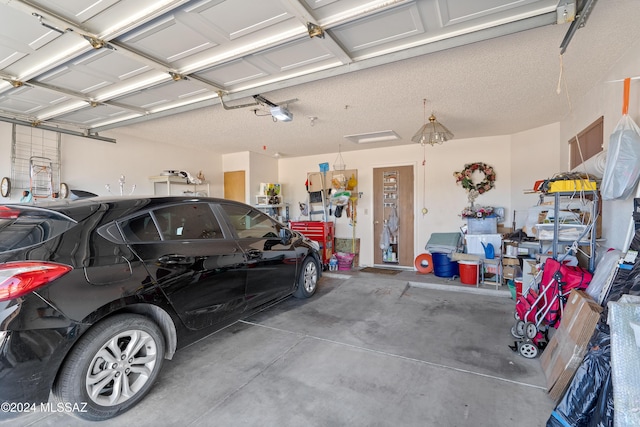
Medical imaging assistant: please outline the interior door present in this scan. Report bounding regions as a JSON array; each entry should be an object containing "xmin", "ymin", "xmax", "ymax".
[
  {"xmin": 224, "ymin": 170, "xmax": 246, "ymax": 202},
  {"xmin": 373, "ymin": 165, "xmax": 414, "ymax": 267}
]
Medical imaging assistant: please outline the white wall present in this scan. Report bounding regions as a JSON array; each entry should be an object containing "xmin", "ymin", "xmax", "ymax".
[
  {"xmin": 221, "ymin": 151, "xmax": 279, "ymax": 205},
  {"xmin": 559, "ymin": 36, "xmax": 640, "ymax": 251},
  {"xmin": 0, "ymin": 124, "xmax": 221, "ymax": 201},
  {"xmin": 511, "ymin": 123, "xmax": 562, "ymax": 229},
  {"xmin": 249, "ymin": 151, "xmax": 279, "ymax": 202},
  {"xmin": 277, "ymin": 132, "xmax": 555, "ymax": 267}
]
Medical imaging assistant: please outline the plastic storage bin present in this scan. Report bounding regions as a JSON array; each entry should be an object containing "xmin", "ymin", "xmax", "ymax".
[
  {"xmin": 465, "ymin": 234, "xmax": 502, "ymax": 258},
  {"xmin": 467, "ymin": 217, "xmax": 497, "ymax": 234}
]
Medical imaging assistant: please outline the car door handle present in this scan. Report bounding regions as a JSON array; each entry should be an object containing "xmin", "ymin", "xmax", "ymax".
[
  {"xmin": 158, "ymin": 254, "xmax": 195, "ymax": 265},
  {"xmin": 246, "ymin": 249, "xmax": 262, "ymax": 259}
]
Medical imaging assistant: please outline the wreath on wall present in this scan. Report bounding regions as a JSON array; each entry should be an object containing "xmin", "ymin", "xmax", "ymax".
[{"xmin": 453, "ymin": 162, "xmax": 496, "ymax": 194}]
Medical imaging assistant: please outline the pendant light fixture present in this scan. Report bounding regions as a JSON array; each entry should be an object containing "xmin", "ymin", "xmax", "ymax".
[{"xmin": 411, "ymin": 99, "xmax": 454, "ymax": 146}]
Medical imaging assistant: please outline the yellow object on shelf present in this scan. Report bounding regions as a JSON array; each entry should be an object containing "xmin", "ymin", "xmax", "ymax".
[
  {"xmin": 547, "ymin": 180, "xmax": 597, "ymax": 193},
  {"xmin": 346, "ymin": 174, "xmax": 357, "ymax": 190}
]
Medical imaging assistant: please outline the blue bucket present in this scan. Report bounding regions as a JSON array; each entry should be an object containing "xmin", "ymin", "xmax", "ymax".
[{"xmin": 432, "ymin": 252, "xmax": 459, "ymax": 278}]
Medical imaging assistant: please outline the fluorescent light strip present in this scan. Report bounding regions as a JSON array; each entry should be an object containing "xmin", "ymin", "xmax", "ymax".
[
  {"xmin": 37, "ymin": 100, "xmax": 89, "ymax": 121},
  {"xmin": 94, "ymin": 74, "xmax": 171, "ymax": 101},
  {"xmin": 344, "ymin": 130, "xmax": 400, "ymax": 144}
]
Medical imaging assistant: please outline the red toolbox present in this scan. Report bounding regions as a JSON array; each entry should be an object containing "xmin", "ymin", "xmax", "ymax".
[{"xmin": 289, "ymin": 221, "xmax": 334, "ymax": 267}]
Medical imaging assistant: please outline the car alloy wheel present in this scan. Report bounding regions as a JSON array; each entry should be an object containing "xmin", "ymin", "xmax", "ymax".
[
  {"xmin": 53, "ymin": 314, "xmax": 165, "ymax": 421},
  {"xmin": 294, "ymin": 257, "xmax": 318, "ymax": 298},
  {"xmin": 85, "ymin": 329, "xmax": 158, "ymax": 406}
]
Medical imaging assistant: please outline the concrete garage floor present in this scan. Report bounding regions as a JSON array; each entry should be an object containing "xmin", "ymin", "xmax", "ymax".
[{"xmin": 2, "ymin": 269, "xmax": 555, "ymax": 426}]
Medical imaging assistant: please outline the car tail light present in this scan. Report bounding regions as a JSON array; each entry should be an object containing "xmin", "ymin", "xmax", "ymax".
[
  {"xmin": 0, "ymin": 262, "xmax": 72, "ymax": 302},
  {"xmin": 0, "ymin": 206, "xmax": 20, "ymax": 219}
]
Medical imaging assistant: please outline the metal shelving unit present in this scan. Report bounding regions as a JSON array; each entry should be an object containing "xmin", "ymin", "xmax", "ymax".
[
  {"xmin": 255, "ymin": 194, "xmax": 286, "ymax": 220},
  {"xmin": 149, "ymin": 176, "xmax": 209, "ymax": 196},
  {"xmin": 539, "ymin": 190, "xmax": 599, "ymax": 272}
]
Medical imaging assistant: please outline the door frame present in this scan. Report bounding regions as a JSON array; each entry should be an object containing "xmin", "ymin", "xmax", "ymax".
[{"xmin": 370, "ymin": 161, "xmax": 417, "ymax": 269}]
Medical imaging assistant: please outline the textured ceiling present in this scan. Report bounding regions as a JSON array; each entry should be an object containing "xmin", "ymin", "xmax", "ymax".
[{"xmin": 1, "ymin": 0, "xmax": 639, "ymax": 157}]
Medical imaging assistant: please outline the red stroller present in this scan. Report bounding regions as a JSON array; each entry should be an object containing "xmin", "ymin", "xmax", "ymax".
[{"xmin": 510, "ymin": 258, "xmax": 592, "ymax": 358}]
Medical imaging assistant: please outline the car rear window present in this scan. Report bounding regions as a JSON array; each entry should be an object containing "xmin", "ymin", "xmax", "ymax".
[
  {"xmin": 119, "ymin": 203, "xmax": 224, "ymax": 242},
  {"xmin": 119, "ymin": 213, "xmax": 161, "ymax": 242},
  {"xmin": 0, "ymin": 206, "xmax": 76, "ymax": 252}
]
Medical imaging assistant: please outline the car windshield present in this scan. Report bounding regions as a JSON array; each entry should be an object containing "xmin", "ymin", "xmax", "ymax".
[{"xmin": 0, "ymin": 206, "xmax": 76, "ymax": 252}]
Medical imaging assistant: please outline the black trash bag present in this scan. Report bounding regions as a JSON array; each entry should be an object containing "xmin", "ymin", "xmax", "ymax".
[
  {"xmin": 630, "ymin": 228, "xmax": 640, "ymax": 251},
  {"xmin": 600, "ymin": 248, "xmax": 640, "ymax": 320},
  {"xmin": 588, "ymin": 368, "xmax": 614, "ymax": 427},
  {"xmin": 546, "ymin": 325, "xmax": 611, "ymax": 427}
]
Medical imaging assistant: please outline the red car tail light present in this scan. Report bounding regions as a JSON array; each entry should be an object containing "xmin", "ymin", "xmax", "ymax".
[
  {"xmin": 0, "ymin": 262, "xmax": 72, "ymax": 302},
  {"xmin": 0, "ymin": 206, "xmax": 20, "ymax": 219}
]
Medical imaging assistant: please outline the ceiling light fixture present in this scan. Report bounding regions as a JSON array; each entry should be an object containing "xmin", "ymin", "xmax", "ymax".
[
  {"xmin": 307, "ymin": 22, "xmax": 325, "ymax": 39},
  {"xmin": 411, "ymin": 99, "xmax": 453, "ymax": 146},
  {"xmin": 344, "ymin": 130, "xmax": 400, "ymax": 144}
]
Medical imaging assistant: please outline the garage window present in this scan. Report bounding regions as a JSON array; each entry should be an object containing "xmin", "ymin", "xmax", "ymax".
[{"xmin": 569, "ymin": 116, "xmax": 603, "ymax": 169}]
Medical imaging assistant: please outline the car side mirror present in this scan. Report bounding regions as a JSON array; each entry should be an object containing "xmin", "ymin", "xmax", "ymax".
[{"xmin": 279, "ymin": 228, "xmax": 292, "ymax": 245}]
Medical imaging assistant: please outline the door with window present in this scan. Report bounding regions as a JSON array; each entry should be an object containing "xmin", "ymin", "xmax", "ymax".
[
  {"xmin": 121, "ymin": 202, "xmax": 247, "ymax": 330},
  {"xmin": 218, "ymin": 202, "xmax": 298, "ymax": 308},
  {"xmin": 373, "ymin": 165, "xmax": 414, "ymax": 267}
]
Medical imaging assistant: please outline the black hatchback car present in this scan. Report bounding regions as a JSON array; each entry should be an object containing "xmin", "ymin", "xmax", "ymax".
[{"xmin": 0, "ymin": 197, "xmax": 321, "ymax": 420}]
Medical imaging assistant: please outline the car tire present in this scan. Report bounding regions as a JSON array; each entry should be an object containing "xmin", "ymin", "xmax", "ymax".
[
  {"xmin": 52, "ymin": 314, "xmax": 165, "ymax": 421},
  {"xmin": 293, "ymin": 256, "xmax": 318, "ymax": 299}
]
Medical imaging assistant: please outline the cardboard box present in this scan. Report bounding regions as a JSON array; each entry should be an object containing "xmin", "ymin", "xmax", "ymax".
[
  {"xmin": 540, "ymin": 290, "xmax": 603, "ymax": 402},
  {"xmin": 497, "ymin": 224, "xmax": 513, "ymax": 236},
  {"xmin": 503, "ymin": 266, "xmax": 515, "ymax": 280},
  {"xmin": 501, "ymin": 257, "xmax": 521, "ymax": 280},
  {"xmin": 524, "ymin": 259, "xmax": 538, "ymax": 276},
  {"xmin": 521, "ymin": 259, "xmax": 539, "ymax": 293}
]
